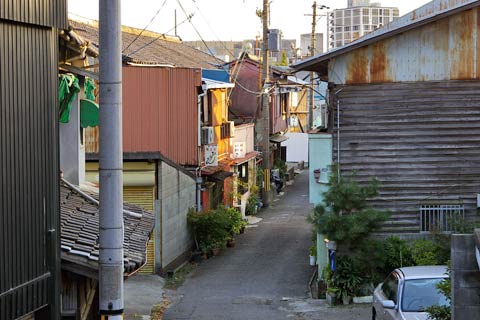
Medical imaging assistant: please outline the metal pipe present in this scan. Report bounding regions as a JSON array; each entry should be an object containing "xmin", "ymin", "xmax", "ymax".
[
  {"xmin": 99, "ymin": 1, "xmax": 124, "ymax": 318},
  {"xmin": 337, "ymin": 98, "xmax": 340, "ymax": 180}
]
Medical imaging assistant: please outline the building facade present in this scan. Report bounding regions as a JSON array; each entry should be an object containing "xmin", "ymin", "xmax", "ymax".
[{"xmin": 327, "ymin": 0, "xmax": 399, "ymax": 49}]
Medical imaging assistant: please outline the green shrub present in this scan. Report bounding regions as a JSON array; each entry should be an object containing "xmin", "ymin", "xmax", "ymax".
[
  {"xmin": 384, "ymin": 236, "xmax": 414, "ymax": 270},
  {"xmin": 187, "ymin": 206, "xmax": 245, "ymax": 252},
  {"xmin": 411, "ymin": 237, "xmax": 450, "ymax": 266},
  {"xmin": 330, "ymin": 256, "xmax": 363, "ymax": 300}
]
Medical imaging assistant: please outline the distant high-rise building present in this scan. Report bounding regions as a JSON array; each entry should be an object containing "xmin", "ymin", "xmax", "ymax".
[
  {"xmin": 300, "ymin": 33, "xmax": 324, "ymax": 57},
  {"xmin": 327, "ymin": 0, "xmax": 399, "ymax": 50}
]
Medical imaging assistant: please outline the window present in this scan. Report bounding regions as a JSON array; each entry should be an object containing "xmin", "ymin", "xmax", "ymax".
[
  {"xmin": 381, "ymin": 273, "xmax": 398, "ymax": 303},
  {"xmin": 402, "ymin": 279, "xmax": 449, "ymax": 312},
  {"xmin": 420, "ymin": 204, "xmax": 465, "ymax": 232}
]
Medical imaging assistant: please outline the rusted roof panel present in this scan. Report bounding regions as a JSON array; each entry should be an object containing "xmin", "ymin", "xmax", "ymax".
[
  {"xmin": 293, "ymin": 0, "xmax": 480, "ymax": 76},
  {"xmin": 328, "ymin": 7, "xmax": 480, "ymax": 84}
]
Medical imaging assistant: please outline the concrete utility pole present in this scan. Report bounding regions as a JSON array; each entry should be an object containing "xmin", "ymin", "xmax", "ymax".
[
  {"xmin": 99, "ymin": 1, "xmax": 124, "ymax": 319},
  {"xmin": 309, "ymin": 1, "xmax": 317, "ymax": 130},
  {"xmin": 261, "ymin": 0, "xmax": 271, "ymax": 207}
]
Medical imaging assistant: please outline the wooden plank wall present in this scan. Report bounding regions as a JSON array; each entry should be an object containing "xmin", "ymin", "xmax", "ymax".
[{"xmin": 330, "ymin": 81, "xmax": 480, "ymax": 233}]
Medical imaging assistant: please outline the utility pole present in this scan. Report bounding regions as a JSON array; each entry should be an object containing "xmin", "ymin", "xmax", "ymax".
[
  {"xmin": 261, "ymin": 0, "xmax": 271, "ymax": 207},
  {"xmin": 99, "ymin": 1, "xmax": 124, "ymax": 319},
  {"xmin": 309, "ymin": 1, "xmax": 317, "ymax": 131}
]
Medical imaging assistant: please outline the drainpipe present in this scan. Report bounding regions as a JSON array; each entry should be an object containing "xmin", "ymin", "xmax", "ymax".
[
  {"xmin": 335, "ymin": 88, "xmax": 343, "ymax": 182},
  {"xmin": 196, "ymin": 84, "xmax": 207, "ymax": 212}
]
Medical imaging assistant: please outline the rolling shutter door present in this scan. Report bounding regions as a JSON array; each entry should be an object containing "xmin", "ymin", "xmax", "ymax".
[{"xmin": 123, "ymin": 186, "xmax": 155, "ymax": 274}]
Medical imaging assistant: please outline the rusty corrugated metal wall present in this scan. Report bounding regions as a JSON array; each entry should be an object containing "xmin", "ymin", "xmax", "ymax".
[
  {"xmin": 329, "ymin": 7, "xmax": 480, "ymax": 85},
  {"xmin": 1, "ymin": 2, "xmax": 64, "ymax": 317},
  {"xmin": 86, "ymin": 66, "xmax": 202, "ymax": 165},
  {"xmin": 331, "ymin": 81, "xmax": 480, "ymax": 233}
]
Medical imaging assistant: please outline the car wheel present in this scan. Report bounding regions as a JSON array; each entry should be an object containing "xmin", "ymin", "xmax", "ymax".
[{"xmin": 372, "ymin": 307, "xmax": 376, "ymax": 320}]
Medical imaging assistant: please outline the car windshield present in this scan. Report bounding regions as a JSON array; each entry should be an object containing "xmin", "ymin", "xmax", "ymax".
[{"xmin": 401, "ymin": 278, "xmax": 449, "ymax": 312}]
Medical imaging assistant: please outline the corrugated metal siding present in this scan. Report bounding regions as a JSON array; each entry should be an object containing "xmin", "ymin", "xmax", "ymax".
[
  {"xmin": 123, "ymin": 186, "xmax": 155, "ymax": 274},
  {"xmin": 0, "ymin": 0, "xmax": 67, "ymax": 28},
  {"xmin": 0, "ymin": 22, "xmax": 60, "ymax": 318},
  {"xmin": 100, "ymin": 66, "xmax": 201, "ymax": 165},
  {"xmin": 329, "ymin": 7, "xmax": 480, "ymax": 85},
  {"xmin": 332, "ymin": 81, "xmax": 480, "ymax": 233}
]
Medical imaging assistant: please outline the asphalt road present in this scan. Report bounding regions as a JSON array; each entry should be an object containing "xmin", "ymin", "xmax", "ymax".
[{"xmin": 162, "ymin": 170, "xmax": 370, "ymax": 320}]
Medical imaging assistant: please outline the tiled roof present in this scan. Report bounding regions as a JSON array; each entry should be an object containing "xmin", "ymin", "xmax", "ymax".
[
  {"xmin": 60, "ymin": 180, "xmax": 154, "ymax": 274},
  {"xmin": 69, "ymin": 19, "xmax": 225, "ymax": 69}
]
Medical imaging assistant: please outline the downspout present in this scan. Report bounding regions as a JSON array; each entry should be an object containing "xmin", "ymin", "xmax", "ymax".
[
  {"xmin": 196, "ymin": 84, "xmax": 207, "ymax": 212},
  {"xmin": 335, "ymin": 88, "xmax": 343, "ymax": 182}
]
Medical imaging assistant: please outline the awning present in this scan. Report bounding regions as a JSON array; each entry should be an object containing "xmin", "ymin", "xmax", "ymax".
[
  {"xmin": 231, "ymin": 151, "xmax": 259, "ymax": 165},
  {"xmin": 270, "ymin": 134, "xmax": 289, "ymax": 144},
  {"xmin": 209, "ymin": 170, "xmax": 234, "ymax": 182},
  {"xmin": 80, "ymin": 99, "xmax": 99, "ymax": 128}
]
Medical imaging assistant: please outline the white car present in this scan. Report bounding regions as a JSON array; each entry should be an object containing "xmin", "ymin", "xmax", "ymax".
[{"xmin": 372, "ymin": 266, "xmax": 449, "ymax": 320}]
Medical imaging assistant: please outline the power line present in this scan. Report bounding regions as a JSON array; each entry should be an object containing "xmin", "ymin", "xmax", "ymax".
[
  {"xmin": 125, "ymin": 15, "xmax": 193, "ymax": 57},
  {"xmin": 123, "ymin": 0, "xmax": 169, "ymax": 54}
]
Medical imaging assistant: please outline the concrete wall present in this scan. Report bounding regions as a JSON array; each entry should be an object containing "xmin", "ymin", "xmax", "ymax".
[
  {"xmin": 452, "ymin": 234, "xmax": 480, "ymax": 319},
  {"xmin": 309, "ymin": 133, "xmax": 332, "ymax": 205},
  {"xmin": 282, "ymin": 133, "xmax": 309, "ymax": 163},
  {"xmin": 158, "ymin": 162, "xmax": 196, "ymax": 271},
  {"xmin": 60, "ymin": 84, "xmax": 85, "ymax": 185}
]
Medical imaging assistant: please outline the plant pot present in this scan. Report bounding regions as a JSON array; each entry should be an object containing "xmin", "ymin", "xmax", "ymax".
[
  {"xmin": 326, "ymin": 293, "xmax": 337, "ymax": 305},
  {"xmin": 191, "ymin": 251, "xmax": 203, "ymax": 263},
  {"xmin": 227, "ymin": 238, "xmax": 236, "ymax": 248},
  {"xmin": 239, "ymin": 226, "xmax": 245, "ymax": 234},
  {"xmin": 342, "ymin": 295, "xmax": 351, "ymax": 305},
  {"xmin": 309, "ymin": 255, "xmax": 316, "ymax": 266},
  {"xmin": 211, "ymin": 247, "xmax": 221, "ymax": 256}
]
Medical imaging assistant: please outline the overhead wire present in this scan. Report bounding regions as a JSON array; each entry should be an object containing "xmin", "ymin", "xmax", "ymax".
[
  {"xmin": 122, "ymin": 0, "xmax": 169, "ymax": 54},
  {"xmin": 180, "ymin": 0, "xmax": 268, "ymax": 96},
  {"xmin": 125, "ymin": 15, "xmax": 193, "ymax": 57}
]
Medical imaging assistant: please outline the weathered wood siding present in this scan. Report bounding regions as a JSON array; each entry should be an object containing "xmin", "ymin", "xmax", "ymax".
[{"xmin": 331, "ymin": 81, "xmax": 480, "ymax": 233}]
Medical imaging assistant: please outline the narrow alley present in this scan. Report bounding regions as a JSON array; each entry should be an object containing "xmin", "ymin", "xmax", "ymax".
[{"xmin": 162, "ymin": 171, "xmax": 369, "ymax": 320}]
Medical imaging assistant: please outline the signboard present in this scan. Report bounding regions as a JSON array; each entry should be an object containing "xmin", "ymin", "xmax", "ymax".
[
  {"xmin": 205, "ymin": 145, "xmax": 218, "ymax": 166},
  {"xmin": 233, "ymin": 142, "xmax": 246, "ymax": 158}
]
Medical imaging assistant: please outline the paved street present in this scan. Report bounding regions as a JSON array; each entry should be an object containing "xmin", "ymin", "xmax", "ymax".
[{"xmin": 162, "ymin": 171, "xmax": 370, "ymax": 320}]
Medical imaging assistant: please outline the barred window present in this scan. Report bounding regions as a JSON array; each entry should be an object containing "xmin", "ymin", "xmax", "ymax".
[{"xmin": 420, "ymin": 204, "xmax": 465, "ymax": 232}]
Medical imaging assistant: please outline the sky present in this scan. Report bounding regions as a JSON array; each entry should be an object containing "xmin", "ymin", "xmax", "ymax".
[{"xmin": 68, "ymin": 0, "xmax": 432, "ymax": 45}]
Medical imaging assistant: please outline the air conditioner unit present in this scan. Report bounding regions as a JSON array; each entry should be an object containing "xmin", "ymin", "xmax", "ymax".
[{"xmin": 201, "ymin": 126, "xmax": 214, "ymax": 145}]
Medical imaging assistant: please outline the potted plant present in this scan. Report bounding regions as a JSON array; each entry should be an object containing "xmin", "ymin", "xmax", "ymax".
[
  {"xmin": 326, "ymin": 287, "xmax": 339, "ymax": 305},
  {"xmin": 330, "ymin": 256, "xmax": 363, "ymax": 305}
]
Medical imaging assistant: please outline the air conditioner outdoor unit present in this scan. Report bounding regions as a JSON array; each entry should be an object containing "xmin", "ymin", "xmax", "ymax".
[{"xmin": 201, "ymin": 126, "xmax": 214, "ymax": 145}]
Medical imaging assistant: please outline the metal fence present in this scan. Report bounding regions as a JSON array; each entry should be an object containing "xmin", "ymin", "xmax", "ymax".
[{"xmin": 420, "ymin": 204, "xmax": 465, "ymax": 232}]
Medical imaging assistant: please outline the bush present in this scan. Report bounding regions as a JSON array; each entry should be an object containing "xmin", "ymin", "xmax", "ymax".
[
  {"xmin": 384, "ymin": 236, "xmax": 414, "ymax": 271},
  {"xmin": 187, "ymin": 206, "xmax": 245, "ymax": 252},
  {"xmin": 330, "ymin": 256, "xmax": 363, "ymax": 300},
  {"xmin": 411, "ymin": 237, "xmax": 449, "ymax": 266}
]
